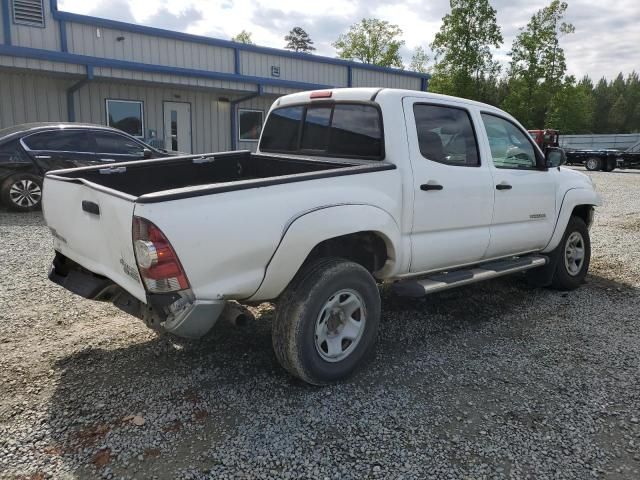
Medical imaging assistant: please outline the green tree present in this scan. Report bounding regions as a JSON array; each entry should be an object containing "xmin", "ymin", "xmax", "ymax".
[
  {"xmin": 333, "ymin": 18, "xmax": 404, "ymax": 68},
  {"xmin": 284, "ymin": 27, "xmax": 316, "ymax": 52},
  {"xmin": 503, "ymin": 1, "xmax": 574, "ymax": 128},
  {"xmin": 429, "ymin": 0, "xmax": 503, "ymax": 100},
  {"xmin": 626, "ymin": 70, "xmax": 640, "ymax": 133},
  {"xmin": 547, "ymin": 76, "xmax": 594, "ymax": 133},
  {"xmin": 409, "ymin": 46, "xmax": 430, "ymax": 73},
  {"xmin": 592, "ymin": 77, "xmax": 613, "ymax": 133},
  {"xmin": 232, "ymin": 30, "xmax": 254, "ymax": 44},
  {"xmin": 629, "ymin": 104, "xmax": 640, "ymax": 133},
  {"xmin": 627, "ymin": 71, "xmax": 640, "ymax": 132},
  {"xmin": 477, "ymin": 75, "xmax": 509, "ymax": 107},
  {"xmin": 608, "ymin": 94, "xmax": 627, "ymax": 132},
  {"xmin": 542, "ymin": 71, "xmax": 640, "ymax": 134}
]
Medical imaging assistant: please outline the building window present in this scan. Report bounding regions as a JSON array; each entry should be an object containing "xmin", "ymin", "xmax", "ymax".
[
  {"xmin": 12, "ymin": 0, "xmax": 45, "ymax": 27},
  {"xmin": 106, "ymin": 100, "xmax": 144, "ymax": 138},
  {"xmin": 238, "ymin": 109, "xmax": 263, "ymax": 142}
]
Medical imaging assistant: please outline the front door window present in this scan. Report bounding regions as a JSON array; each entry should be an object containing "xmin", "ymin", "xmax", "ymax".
[{"xmin": 481, "ymin": 114, "xmax": 538, "ymax": 169}]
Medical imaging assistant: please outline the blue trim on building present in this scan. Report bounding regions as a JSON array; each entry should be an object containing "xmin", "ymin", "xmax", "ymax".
[
  {"xmin": 347, "ymin": 66, "xmax": 352, "ymax": 87},
  {"xmin": 420, "ymin": 77, "xmax": 429, "ymax": 92},
  {"xmin": 230, "ymin": 85, "xmax": 262, "ymax": 150},
  {"xmin": 0, "ymin": 44, "xmax": 334, "ymax": 90},
  {"xmin": 47, "ymin": 0, "xmax": 429, "ymax": 83},
  {"xmin": 58, "ymin": 19, "xmax": 67, "ymax": 52},
  {"xmin": 233, "ymin": 47, "xmax": 240, "ymax": 74},
  {"xmin": 2, "ymin": 0, "xmax": 12, "ymax": 45},
  {"xmin": 66, "ymin": 65, "xmax": 93, "ymax": 121}
]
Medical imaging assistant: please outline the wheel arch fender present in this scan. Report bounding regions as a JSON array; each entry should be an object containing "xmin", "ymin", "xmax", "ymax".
[
  {"xmin": 542, "ymin": 188, "xmax": 601, "ymax": 253},
  {"xmin": 248, "ymin": 204, "xmax": 402, "ymax": 301}
]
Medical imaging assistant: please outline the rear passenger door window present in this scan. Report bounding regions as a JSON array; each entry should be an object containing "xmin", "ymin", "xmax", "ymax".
[
  {"xmin": 413, "ymin": 104, "xmax": 479, "ymax": 167},
  {"xmin": 23, "ymin": 130, "xmax": 90, "ymax": 153},
  {"xmin": 481, "ymin": 114, "xmax": 538, "ymax": 169}
]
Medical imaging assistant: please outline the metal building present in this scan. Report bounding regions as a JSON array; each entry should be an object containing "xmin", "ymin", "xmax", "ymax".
[{"xmin": 0, "ymin": 0, "xmax": 430, "ymax": 154}]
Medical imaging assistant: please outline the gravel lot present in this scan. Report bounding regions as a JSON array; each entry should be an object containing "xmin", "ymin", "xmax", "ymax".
[{"xmin": 1, "ymin": 167, "xmax": 639, "ymax": 480}]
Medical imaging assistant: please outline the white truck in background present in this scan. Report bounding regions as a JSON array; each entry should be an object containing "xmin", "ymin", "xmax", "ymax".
[{"xmin": 43, "ymin": 88, "xmax": 601, "ymax": 385}]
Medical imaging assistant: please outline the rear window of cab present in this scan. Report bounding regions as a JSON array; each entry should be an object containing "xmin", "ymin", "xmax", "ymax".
[{"xmin": 259, "ymin": 103, "xmax": 384, "ymax": 160}]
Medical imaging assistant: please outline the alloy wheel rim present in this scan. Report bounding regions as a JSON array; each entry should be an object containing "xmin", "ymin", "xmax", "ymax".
[
  {"xmin": 9, "ymin": 179, "xmax": 42, "ymax": 208},
  {"xmin": 586, "ymin": 158, "xmax": 597, "ymax": 169},
  {"xmin": 314, "ymin": 289, "xmax": 367, "ymax": 363},
  {"xmin": 564, "ymin": 231, "xmax": 585, "ymax": 276}
]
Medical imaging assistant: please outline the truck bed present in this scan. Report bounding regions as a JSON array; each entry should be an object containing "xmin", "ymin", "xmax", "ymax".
[{"xmin": 46, "ymin": 150, "xmax": 393, "ymax": 202}]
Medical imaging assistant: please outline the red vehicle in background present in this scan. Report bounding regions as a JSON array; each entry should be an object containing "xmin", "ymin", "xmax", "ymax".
[{"xmin": 528, "ymin": 129, "xmax": 560, "ymax": 152}]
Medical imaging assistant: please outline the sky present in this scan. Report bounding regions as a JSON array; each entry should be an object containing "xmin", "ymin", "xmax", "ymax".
[{"xmin": 58, "ymin": 0, "xmax": 640, "ymax": 81}]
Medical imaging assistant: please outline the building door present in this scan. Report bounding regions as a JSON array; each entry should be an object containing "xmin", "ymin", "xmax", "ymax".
[{"xmin": 163, "ymin": 102, "xmax": 192, "ymax": 153}]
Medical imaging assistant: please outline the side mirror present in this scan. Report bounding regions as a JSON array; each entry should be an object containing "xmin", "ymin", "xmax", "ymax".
[
  {"xmin": 142, "ymin": 148, "xmax": 152, "ymax": 159},
  {"xmin": 545, "ymin": 147, "xmax": 565, "ymax": 168}
]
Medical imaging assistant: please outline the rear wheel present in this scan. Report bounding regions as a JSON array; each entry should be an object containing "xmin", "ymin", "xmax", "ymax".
[
  {"xmin": 585, "ymin": 157, "xmax": 601, "ymax": 171},
  {"xmin": 272, "ymin": 258, "xmax": 381, "ymax": 385},
  {"xmin": 551, "ymin": 216, "xmax": 591, "ymax": 290},
  {"xmin": 0, "ymin": 174, "xmax": 43, "ymax": 212}
]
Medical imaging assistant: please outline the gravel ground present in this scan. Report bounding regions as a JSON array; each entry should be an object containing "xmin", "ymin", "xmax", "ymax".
[{"xmin": 1, "ymin": 167, "xmax": 639, "ymax": 480}]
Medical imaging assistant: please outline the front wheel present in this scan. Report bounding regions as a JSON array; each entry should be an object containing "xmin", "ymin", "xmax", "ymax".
[
  {"xmin": 585, "ymin": 157, "xmax": 601, "ymax": 171},
  {"xmin": 272, "ymin": 258, "xmax": 381, "ymax": 385},
  {"xmin": 603, "ymin": 158, "xmax": 616, "ymax": 172},
  {"xmin": 551, "ymin": 216, "xmax": 591, "ymax": 290},
  {"xmin": 0, "ymin": 174, "xmax": 44, "ymax": 212}
]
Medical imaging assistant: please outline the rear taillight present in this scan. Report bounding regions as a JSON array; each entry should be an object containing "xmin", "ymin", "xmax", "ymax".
[{"xmin": 132, "ymin": 216, "xmax": 190, "ymax": 293}]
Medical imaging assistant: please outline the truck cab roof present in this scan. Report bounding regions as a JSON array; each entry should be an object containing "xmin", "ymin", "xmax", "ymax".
[{"xmin": 274, "ymin": 87, "xmax": 508, "ymax": 117}]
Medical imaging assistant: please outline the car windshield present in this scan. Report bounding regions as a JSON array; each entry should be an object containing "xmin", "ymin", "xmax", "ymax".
[{"xmin": 0, "ymin": 124, "xmax": 35, "ymax": 141}]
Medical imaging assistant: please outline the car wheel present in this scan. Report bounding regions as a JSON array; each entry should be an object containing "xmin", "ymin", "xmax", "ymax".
[
  {"xmin": 0, "ymin": 174, "xmax": 43, "ymax": 212},
  {"xmin": 551, "ymin": 216, "xmax": 591, "ymax": 290},
  {"xmin": 585, "ymin": 157, "xmax": 601, "ymax": 171},
  {"xmin": 272, "ymin": 257, "xmax": 381, "ymax": 385},
  {"xmin": 603, "ymin": 158, "xmax": 616, "ymax": 172}
]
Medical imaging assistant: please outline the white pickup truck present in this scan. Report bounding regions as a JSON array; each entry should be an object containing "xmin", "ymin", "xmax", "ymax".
[{"xmin": 43, "ymin": 88, "xmax": 601, "ymax": 384}]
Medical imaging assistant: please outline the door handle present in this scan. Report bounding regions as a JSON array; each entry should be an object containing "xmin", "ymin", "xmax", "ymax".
[
  {"xmin": 100, "ymin": 158, "xmax": 116, "ymax": 162},
  {"xmin": 82, "ymin": 200, "xmax": 100, "ymax": 215},
  {"xmin": 420, "ymin": 183, "xmax": 443, "ymax": 191},
  {"xmin": 34, "ymin": 155, "xmax": 52, "ymax": 160},
  {"xmin": 496, "ymin": 183, "xmax": 512, "ymax": 190}
]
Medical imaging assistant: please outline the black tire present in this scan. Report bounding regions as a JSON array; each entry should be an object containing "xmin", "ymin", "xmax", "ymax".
[
  {"xmin": 551, "ymin": 216, "xmax": 591, "ymax": 290},
  {"xmin": 603, "ymin": 158, "xmax": 616, "ymax": 172},
  {"xmin": 585, "ymin": 157, "xmax": 601, "ymax": 171},
  {"xmin": 273, "ymin": 257, "xmax": 381, "ymax": 385},
  {"xmin": 0, "ymin": 174, "xmax": 43, "ymax": 212}
]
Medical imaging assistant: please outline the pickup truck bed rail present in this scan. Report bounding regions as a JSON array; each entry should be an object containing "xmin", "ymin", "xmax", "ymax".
[{"xmin": 46, "ymin": 150, "xmax": 396, "ymax": 202}]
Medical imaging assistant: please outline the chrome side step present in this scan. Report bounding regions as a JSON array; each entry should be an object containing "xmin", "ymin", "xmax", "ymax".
[{"xmin": 393, "ymin": 255, "xmax": 548, "ymax": 297}]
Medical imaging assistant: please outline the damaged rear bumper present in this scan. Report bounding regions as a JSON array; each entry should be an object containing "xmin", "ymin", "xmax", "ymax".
[{"xmin": 48, "ymin": 252, "xmax": 225, "ymax": 338}]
